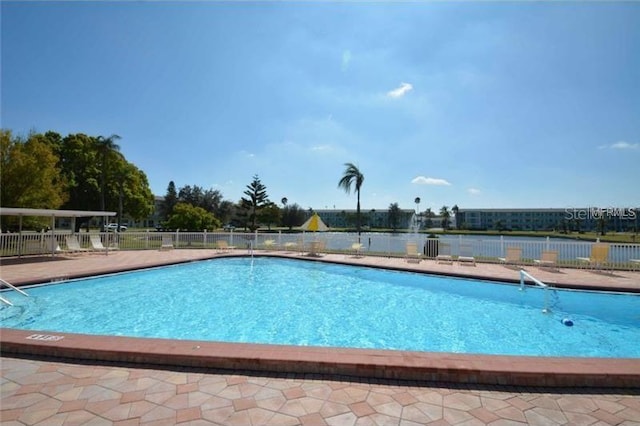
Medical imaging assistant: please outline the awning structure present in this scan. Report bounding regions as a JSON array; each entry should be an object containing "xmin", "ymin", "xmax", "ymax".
[
  {"xmin": 0, "ymin": 207, "xmax": 116, "ymax": 256},
  {"xmin": 0, "ymin": 207, "xmax": 116, "ymax": 219}
]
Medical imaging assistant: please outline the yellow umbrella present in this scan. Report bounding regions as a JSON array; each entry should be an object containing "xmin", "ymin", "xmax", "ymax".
[{"xmin": 300, "ymin": 213, "xmax": 329, "ymax": 232}]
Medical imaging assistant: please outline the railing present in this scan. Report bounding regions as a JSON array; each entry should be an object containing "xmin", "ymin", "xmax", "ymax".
[
  {"xmin": 1, "ymin": 231, "xmax": 640, "ymax": 270},
  {"xmin": 519, "ymin": 270, "xmax": 551, "ymax": 313},
  {"xmin": 519, "ymin": 270, "xmax": 548, "ymax": 290},
  {"xmin": 0, "ymin": 278, "xmax": 29, "ymax": 306}
]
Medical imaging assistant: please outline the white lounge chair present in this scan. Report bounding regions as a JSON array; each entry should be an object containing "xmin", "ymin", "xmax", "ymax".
[
  {"xmin": 499, "ymin": 247, "xmax": 522, "ymax": 268},
  {"xmin": 160, "ymin": 236, "xmax": 174, "ymax": 251},
  {"xmin": 263, "ymin": 239, "xmax": 277, "ymax": 251},
  {"xmin": 534, "ymin": 250, "xmax": 558, "ymax": 271},
  {"xmin": 65, "ymin": 235, "xmax": 90, "ymax": 253},
  {"xmin": 90, "ymin": 234, "xmax": 118, "ymax": 252},
  {"xmin": 215, "ymin": 240, "xmax": 235, "ymax": 252},
  {"xmin": 43, "ymin": 237, "xmax": 67, "ymax": 255},
  {"xmin": 436, "ymin": 243, "xmax": 453, "ymax": 264},
  {"xmin": 284, "ymin": 239, "xmax": 301, "ymax": 253},
  {"xmin": 405, "ymin": 242, "xmax": 422, "ymax": 263},
  {"xmin": 458, "ymin": 243, "xmax": 476, "ymax": 266},
  {"xmin": 350, "ymin": 242, "xmax": 364, "ymax": 257},
  {"xmin": 307, "ymin": 240, "xmax": 325, "ymax": 257}
]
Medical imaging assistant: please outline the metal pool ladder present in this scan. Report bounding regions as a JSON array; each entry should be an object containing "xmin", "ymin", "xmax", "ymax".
[
  {"xmin": 519, "ymin": 270, "xmax": 551, "ymax": 313},
  {"xmin": 0, "ymin": 278, "xmax": 29, "ymax": 306}
]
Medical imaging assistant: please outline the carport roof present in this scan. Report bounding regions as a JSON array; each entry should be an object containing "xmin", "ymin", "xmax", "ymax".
[{"xmin": 0, "ymin": 207, "xmax": 116, "ymax": 218}]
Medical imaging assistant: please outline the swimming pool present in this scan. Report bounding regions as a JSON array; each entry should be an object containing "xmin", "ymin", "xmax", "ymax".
[{"xmin": 2, "ymin": 257, "xmax": 639, "ymax": 358}]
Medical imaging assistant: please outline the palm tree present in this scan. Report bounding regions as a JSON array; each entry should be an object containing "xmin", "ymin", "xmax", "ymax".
[
  {"xmin": 338, "ymin": 163, "xmax": 364, "ymax": 237},
  {"xmin": 440, "ymin": 205, "xmax": 450, "ymax": 230},
  {"xmin": 96, "ymin": 134, "xmax": 121, "ymax": 228},
  {"xmin": 451, "ymin": 204, "xmax": 459, "ymax": 229},
  {"xmin": 281, "ymin": 197, "xmax": 288, "ymax": 206}
]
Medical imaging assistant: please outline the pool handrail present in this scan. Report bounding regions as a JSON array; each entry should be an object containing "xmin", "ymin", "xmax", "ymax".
[
  {"xmin": 0, "ymin": 278, "xmax": 29, "ymax": 306},
  {"xmin": 519, "ymin": 270, "xmax": 548, "ymax": 290},
  {"xmin": 519, "ymin": 270, "xmax": 551, "ymax": 313}
]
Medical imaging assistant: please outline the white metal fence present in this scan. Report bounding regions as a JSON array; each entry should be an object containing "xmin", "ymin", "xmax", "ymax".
[{"xmin": 1, "ymin": 231, "xmax": 640, "ymax": 270}]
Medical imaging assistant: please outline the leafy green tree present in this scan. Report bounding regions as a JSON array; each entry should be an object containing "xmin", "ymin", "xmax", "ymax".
[
  {"xmin": 597, "ymin": 214, "xmax": 607, "ymax": 236},
  {"xmin": 165, "ymin": 202, "xmax": 220, "ymax": 231},
  {"xmin": 55, "ymin": 133, "xmax": 101, "ymax": 214},
  {"xmin": 96, "ymin": 134, "xmax": 121, "ymax": 227},
  {"xmin": 50, "ymin": 132, "xmax": 153, "ymax": 230},
  {"xmin": 178, "ymin": 185, "xmax": 203, "ymax": 207},
  {"xmin": 217, "ymin": 200, "xmax": 235, "ymax": 226},
  {"xmin": 338, "ymin": 163, "xmax": 364, "ymax": 237},
  {"xmin": 258, "ymin": 202, "xmax": 280, "ymax": 230},
  {"xmin": 281, "ymin": 203, "xmax": 305, "ymax": 230},
  {"xmin": 241, "ymin": 174, "xmax": 269, "ymax": 231},
  {"xmin": 160, "ymin": 181, "xmax": 178, "ymax": 221},
  {"xmin": 424, "ymin": 208, "xmax": 434, "ymax": 229},
  {"xmin": 179, "ymin": 185, "xmax": 220, "ymax": 211},
  {"xmin": 388, "ymin": 203, "xmax": 401, "ymax": 231},
  {"xmin": 114, "ymin": 159, "xmax": 155, "ymax": 225},
  {"xmin": 572, "ymin": 218, "xmax": 582, "ymax": 233},
  {"xmin": 0, "ymin": 130, "xmax": 68, "ymax": 230}
]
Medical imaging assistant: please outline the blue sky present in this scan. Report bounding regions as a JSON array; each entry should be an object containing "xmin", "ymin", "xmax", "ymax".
[{"xmin": 2, "ymin": 1, "xmax": 639, "ymax": 213}]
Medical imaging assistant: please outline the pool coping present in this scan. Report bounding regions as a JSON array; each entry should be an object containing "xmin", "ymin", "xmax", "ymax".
[
  {"xmin": 2, "ymin": 328, "xmax": 639, "ymax": 389},
  {"xmin": 4, "ymin": 252, "xmax": 640, "ymax": 293},
  {"xmin": 2, "ymin": 252, "xmax": 640, "ymax": 389}
]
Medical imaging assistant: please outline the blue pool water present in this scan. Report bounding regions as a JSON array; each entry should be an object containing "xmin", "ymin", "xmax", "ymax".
[{"xmin": 2, "ymin": 257, "xmax": 639, "ymax": 358}]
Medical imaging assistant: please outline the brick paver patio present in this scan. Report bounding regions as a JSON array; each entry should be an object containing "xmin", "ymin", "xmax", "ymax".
[{"xmin": 3, "ymin": 357, "xmax": 640, "ymax": 425}]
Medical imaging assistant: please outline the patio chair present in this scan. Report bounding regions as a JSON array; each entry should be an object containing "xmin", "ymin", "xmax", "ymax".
[
  {"xmin": 215, "ymin": 240, "xmax": 235, "ymax": 252},
  {"xmin": 43, "ymin": 237, "xmax": 67, "ymax": 255},
  {"xmin": 262, "ymin": 239, "xmax": 277, "ymax": 251},
  {"xmin": 160, "ymin": 235, "xmax": 174, "ymax": 251},
  {"xmin": 499, "ymin": 247, "xmax": 522, "ymax": 268},
  {"xmin": 577, "ymin": 243, "xmax": 610, "ymax": 273},
  {"xmin": 65, "ymin": 235, "xmax": 90, "ymax": 253},
  {"xmin": 350, "ymin": 242, "xmax": 364, "ymax": 257},
  {"xmin": 436, "ymin": 243, "xmax": 453, "ymax": 264},
  {"xmin": 458, "ymin": 243, "xmax": 476, "ymax": 266},
  {"xmin": 405, "ymin": 242, "xmax": 422, "ymax": 263},
  {"xmin": 534, "ymin": 250, "xmax": 558, "ymax": 271},
  {"xmin": 307, "ymin": 240, "xmax": 325, "ymax": 257},
  {"xmin": 90, "ymin": 234, "xmax": 118, "ymax": 252},
  {"xmin": 284, "ymin": 238, "xmax": 303, "ymax": 253}
]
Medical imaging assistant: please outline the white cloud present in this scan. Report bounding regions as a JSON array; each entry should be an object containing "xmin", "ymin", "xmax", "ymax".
[
  {"xmin": 468, "ymin": 188, "xmax": 481, "ymax": 195},
  {"xmin": 387, "ymin": 82, "xmax": 413, "ymax": 98},
  {"xmin": 311, "ymin": 144, "xmax": 332, "ymax": 152},
  {"xmin": 599, "ymin": 141, "xmax": 639, "ymax": 150},
  {"xmin": 411, "ymin": 176, "xmax": 452, "ymax": 186},
  {"xmin": 341, "ymin": 50, "xmax": 351, "ymax": 71}
]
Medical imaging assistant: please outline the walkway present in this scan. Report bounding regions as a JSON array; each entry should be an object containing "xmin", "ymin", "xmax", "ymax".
[{"xmin": 3, "ymin": 357, "xmax": 640, "ymax": 425}]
